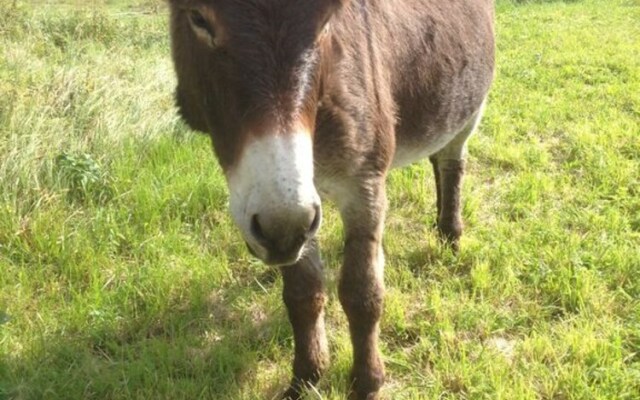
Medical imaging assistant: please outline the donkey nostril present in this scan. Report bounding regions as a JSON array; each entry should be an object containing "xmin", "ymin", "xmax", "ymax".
[
  {"xmin": 251, "ymin": 214, "xmax": 267, "ymax": 244},
  {"xmin": 308, "ymin": 204, "xmax": 322, "ymax": 236}
]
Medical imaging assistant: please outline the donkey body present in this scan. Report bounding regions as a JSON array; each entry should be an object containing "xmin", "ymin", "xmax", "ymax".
[{"xmin": 169, "ymin": 0, "xmax": 494, "ymax": 398}]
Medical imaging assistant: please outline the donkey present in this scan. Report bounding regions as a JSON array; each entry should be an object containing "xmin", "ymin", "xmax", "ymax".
[{"xmin": 168, "ymin": 0, "xmax": 494, "ymax": 398}]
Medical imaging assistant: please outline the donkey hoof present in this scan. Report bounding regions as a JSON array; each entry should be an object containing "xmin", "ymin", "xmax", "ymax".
[
  {"xmin": 438, "ymin": 233, "xmax": 460, "ymax": 252},
  {"xmin": 436, "ymin": 222, "xmax": 462, "ymax": 251},
  {"xmin": 438, "ymin": 235, "xmax": 461, "ymax": 253},
  {"xmin": 348, "ymin": 365, "xmax": 384, "ymax": 400},
  {"xmin": 281, "ymin": 386, "xmax": 303, "ymax": 400},
  {"xmin": 281, "ymin": 377, "xmax": 321, "ymax": 400},
  {"xmin": 348, "ymin": 390, "xmax": 380, "ymax": 400}
]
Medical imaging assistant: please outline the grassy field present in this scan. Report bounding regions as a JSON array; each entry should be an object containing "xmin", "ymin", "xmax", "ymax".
[{"xmin": 1, "ymin": 0, "xmax": 639, "ymax": 399}]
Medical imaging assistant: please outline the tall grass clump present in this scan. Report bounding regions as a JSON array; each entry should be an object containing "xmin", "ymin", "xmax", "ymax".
[{"xmin": 0, "ymin": 1, "xmax": 177, "ymax": 207}]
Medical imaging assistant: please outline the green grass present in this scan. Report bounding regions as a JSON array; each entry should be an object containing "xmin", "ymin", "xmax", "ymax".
[{"xmin": 1, "ymin": 0, "xmax": 639, "ymax": 399}]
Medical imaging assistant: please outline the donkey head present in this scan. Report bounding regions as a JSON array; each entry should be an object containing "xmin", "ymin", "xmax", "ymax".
[{"xmin": 169, "ymin": 0, "xmax": 346, "ymax": 266}]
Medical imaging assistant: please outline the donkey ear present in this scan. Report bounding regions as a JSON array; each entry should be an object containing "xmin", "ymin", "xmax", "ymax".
[
  {"xmin": 332, "ymin": 0, "xmax": 351, "ymax": 8},
  {"xmin": 318, "ymin": 0, "xmax": 347, "ymax": 33}
]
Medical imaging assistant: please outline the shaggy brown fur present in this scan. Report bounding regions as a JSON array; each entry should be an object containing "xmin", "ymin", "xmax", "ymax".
[{"xmin": 168, "ymin": 0, "xmax": 494, "ymax": 398}]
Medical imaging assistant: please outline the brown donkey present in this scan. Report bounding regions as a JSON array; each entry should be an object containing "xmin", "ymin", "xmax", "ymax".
[{"xmin": 168, "ymin": 0, "xmax": 494, "ymax": 398}]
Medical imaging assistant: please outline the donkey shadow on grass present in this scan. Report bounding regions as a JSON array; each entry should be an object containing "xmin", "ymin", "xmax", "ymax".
[
  {"xmin": 0, "ymin": 268, "xmax": 303, "ymax": 400},
  {"xmin": 1, "ymin": 223, "xmax": 460, "ymax": 400}
]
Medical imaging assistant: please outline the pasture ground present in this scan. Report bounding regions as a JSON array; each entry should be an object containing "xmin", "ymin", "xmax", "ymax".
[{"xmin": 1, "ymin": 0, "xmax": 639, "ymax": 398}]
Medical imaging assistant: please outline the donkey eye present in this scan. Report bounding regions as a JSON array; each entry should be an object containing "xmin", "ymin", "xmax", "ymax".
[
  {"xmin": 189, "ymin": 10, "xmax": 209, "ymax": 30},
  {"xmin": 187, "ymin": 10, "xmax": 217, "ymax": 47}
]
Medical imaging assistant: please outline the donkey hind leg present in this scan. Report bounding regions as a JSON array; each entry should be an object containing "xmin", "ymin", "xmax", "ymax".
[
  {"xmin": 428, "ymin": 156, "xmax": 442, "ymax": 220},
  {"xmin": 429, "ymin": 106, "xmax": 485, "ymax": 250},
  {"xmin": 280, "ymin": 239, "xmax": 329, "ymax": 400},
  {"xmin": 338, "ymin": 178, "xmax": 387, "ymax": 400}
]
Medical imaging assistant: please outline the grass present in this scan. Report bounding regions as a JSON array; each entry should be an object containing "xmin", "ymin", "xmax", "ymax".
[{"xmin": 1, "ymin": 0, "xmax": 639, "ymax": 399}]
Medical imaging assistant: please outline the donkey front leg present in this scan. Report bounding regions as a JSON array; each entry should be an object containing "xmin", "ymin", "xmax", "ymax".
[
  {"xmin": 338, "ymin": 180, "xmax": 387, "ymax": 400},
  {"xmin": 281, "ymin": 240, "xmax": 329, "ymax": 400}
]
